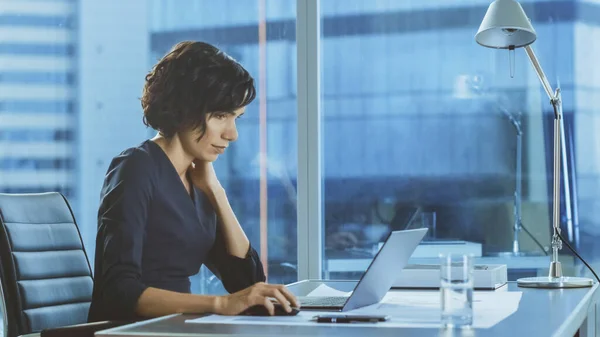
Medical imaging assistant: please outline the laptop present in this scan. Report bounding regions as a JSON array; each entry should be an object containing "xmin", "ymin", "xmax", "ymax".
[{"xmin": 298, "ymin": 227, "xmax": 428, "ymax": 311}]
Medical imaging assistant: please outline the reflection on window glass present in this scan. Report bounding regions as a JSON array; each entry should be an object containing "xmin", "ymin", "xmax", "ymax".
[
  {"xmin": 0, "ymin": 0, "xmax": 297, "ymax": 294},
  {"xmin": 321, "ymin": 0, "xmax": 600, "ymax": 282}
]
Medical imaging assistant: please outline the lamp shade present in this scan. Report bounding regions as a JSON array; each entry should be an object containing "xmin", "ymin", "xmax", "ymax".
[{"xmin": 475, "ymin": 0, "xmax": 537, "ymax": 49}]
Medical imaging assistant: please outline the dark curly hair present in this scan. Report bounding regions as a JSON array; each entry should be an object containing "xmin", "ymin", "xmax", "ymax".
[{"xmin": 141, "ymin": 41, "xmax": 256, "ymax": 138}]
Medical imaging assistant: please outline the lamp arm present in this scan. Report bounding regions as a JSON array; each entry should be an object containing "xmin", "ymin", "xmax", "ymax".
[
  {"xmin": 524, "ymin": 44, "xmax": 564, "ymax": 277},
  {"xmin": 524, "ymin": 45, "xmax": 555, "ymax": 102},
  {"xmin": 550, "ymin": 100, "xmax": 563, "ymax": 274}
]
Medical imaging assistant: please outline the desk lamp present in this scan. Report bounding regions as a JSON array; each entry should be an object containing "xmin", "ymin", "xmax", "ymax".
[{"xmin": 475, "ymin": 0, "xmax": 593, "ymax": 288}]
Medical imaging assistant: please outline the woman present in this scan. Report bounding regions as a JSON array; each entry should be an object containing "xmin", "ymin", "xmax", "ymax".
[{"xmin": 88, "ymin": 41, "xmax": 298, "ymax": 322}]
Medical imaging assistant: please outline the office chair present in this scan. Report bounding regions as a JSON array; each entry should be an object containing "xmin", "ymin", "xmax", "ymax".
[{"xmin": 0, "ymin": 192, "xmax": 128, "ymax": 337}]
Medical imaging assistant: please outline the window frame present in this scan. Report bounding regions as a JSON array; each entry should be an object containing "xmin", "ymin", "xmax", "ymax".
[{"xmin": 296, "ymin": 0, "xmax": 322, "ymax": 280}]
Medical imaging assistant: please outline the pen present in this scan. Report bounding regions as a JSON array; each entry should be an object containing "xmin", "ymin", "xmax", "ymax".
[{"xmin": 314, "ymin": 316, "xmax": 388, "ymax": 323}]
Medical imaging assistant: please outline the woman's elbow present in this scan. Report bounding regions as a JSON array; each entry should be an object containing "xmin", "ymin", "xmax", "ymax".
[{"xmin": 101, "ymin": 278, "xmax": 148, "ymax": 320}]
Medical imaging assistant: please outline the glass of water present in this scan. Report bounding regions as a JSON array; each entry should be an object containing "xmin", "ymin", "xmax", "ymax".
[{"xmin": 440, "ymin": 254, "xmax": 474, "ymax": 328}]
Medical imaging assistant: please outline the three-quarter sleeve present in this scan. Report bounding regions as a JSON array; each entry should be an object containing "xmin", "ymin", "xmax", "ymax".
[
  {"xmin": 205, "ymin": 225, "xmax": 266, "ymax": 293},
  {"xmin": 94, "ymin": 149, "xmax": 155, "ymax": 320}
]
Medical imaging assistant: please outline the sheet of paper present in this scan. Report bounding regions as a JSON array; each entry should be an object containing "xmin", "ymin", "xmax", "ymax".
[
  {"xmin": 353, "ymin": 291, "xmax": 523, "ymax": 328},
  {"xmin": 304, "ymin": 284, "xmax": 352, "ymax": 297},
  {"xmin": 185, "ymin": 312, "xmax": 440, "ymax": 328},
  {"xmin": 185, "ymin": 290, "xmax": 522, "ymax": 329}
]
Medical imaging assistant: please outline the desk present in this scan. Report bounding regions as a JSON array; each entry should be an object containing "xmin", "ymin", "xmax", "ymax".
[{"xmin": 96, "ymin": 281, "xmax": 599, "ymax": 337}]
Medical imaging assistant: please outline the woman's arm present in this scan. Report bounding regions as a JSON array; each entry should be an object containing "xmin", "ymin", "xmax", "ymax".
[
  {"xmin": 191, "ymin": 160, "xmax": 250, "ymax": 258},
  {"xmin": 205, "ymin": 186, "xmax": 249, "ymax": 258},
  {"xmin": 191, "ymin": 161, "xmax": 268, "ymax": 293},
  {"xmin": 137, "ymin": 282, "xmax": 299, "ymax": 317},
  {"xmin": 135, "ymin": 288, "xmax": 218, "ymax": 317},
  {"xmin": 95, "ymin": 150, "xmax": 154, "ymax": 320}
]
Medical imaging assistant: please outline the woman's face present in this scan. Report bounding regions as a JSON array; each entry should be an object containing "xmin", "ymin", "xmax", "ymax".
[{"xmin": 179, "ymin": 107, "xmax": 245, "ymax": 162}]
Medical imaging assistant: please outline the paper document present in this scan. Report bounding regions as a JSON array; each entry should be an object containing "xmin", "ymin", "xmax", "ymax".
[
  {"xmin": 186, "ymin": 290, "xmax": 522, "ymax": 329},
  {"xmin": 304, "ymin": 284, "xmax": 352, "ymax": 297},
  {"xmin": 352, "ymin": 290, "xmax": 523, "ymax": 328},
  {"xmin": 185, "ymin": 311, "xmax": 440, "ymax": 328}
]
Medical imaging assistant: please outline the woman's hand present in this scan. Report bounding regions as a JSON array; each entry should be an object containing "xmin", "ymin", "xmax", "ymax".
[
  {"xmin": 214, "ymin": 282, "xmax": 300, "ymax": 316},
  {"xmin": 189, "ymin": 160, "xmax": 222, "ymax": 194}
]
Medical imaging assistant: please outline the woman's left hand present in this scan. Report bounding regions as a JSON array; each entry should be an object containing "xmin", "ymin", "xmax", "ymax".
[{"xmin": 189, "ymin": 160, "xmax": 223, "ymax": 194}]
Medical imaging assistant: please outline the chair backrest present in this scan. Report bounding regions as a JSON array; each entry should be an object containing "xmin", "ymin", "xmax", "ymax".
[{"xmin": 0, "ymin": 192, "xmax": 93, "ymax": 337}]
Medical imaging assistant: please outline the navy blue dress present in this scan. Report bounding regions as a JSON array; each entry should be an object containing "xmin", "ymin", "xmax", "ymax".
[{"xmin": 88, "ymin": 140, "xmax": 265, "ymax": 322}]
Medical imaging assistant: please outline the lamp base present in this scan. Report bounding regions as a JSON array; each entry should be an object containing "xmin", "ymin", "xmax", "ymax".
[{"xmin": 517, "ymin": 276, "xmax": 594, "ymax": 288}]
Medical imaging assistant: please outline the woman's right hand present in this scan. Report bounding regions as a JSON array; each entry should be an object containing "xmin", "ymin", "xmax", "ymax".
[{"xmin": 214, "ymin": 282, "xmax": 300, "ymax": 316}]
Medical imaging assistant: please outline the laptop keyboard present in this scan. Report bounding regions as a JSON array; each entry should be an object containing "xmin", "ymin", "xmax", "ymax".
[{"xmin": 298, "ymin": 296, "xmax": 348, "ymax": 307}]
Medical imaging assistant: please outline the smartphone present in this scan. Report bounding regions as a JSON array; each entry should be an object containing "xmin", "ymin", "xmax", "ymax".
[{"xmin": 313, "ymin": 314, "xmax": 390, "ymax": 323}]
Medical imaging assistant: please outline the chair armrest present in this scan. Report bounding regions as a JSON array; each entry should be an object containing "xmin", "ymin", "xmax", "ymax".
[{"xmin": 39, "ymin": 320, "xmax": 134, "ymax": 337}]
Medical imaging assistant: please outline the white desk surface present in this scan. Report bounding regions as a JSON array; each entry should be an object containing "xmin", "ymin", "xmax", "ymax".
[{"xmin": 96, "ymin": 280, "xmax": 599, "ymax": 337}]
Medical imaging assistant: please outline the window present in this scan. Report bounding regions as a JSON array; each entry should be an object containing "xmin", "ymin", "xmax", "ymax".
[
  {"xmin": 0, "ymin": 0, "xmax": 297, "ymax": 295},
  {"xmin": 319, "ymin": 0, "xmax": 596, "ymax": 281},
  {"xmin": 0, "ymin": 1, "xmax": 74, "ymax": 202},
  {"xmin": 2, "ymin": 0, "xmax": 599, "ymax": 294}
]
